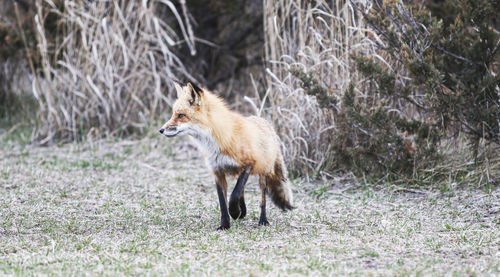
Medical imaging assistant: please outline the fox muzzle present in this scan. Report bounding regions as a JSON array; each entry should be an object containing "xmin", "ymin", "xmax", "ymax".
[{"xmin": 159, "ymin": 126, "xmax": 180, "ymax": 137}]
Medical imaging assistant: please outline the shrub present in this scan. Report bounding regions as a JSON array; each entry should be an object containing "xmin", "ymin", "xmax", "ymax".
[
  {"xmin": 263, "ymin": 0, "xmax": 376, "ymax": 175},
  {"xmin": 331, "ymin": 0, "xmax": 499, "ymax": 181},
  {"xmin": 269, "ymin": 0, "xmax": 499, "ymax": 183}
]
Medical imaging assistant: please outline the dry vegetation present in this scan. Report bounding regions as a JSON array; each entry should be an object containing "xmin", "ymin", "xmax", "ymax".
[
  {"xmin": 17, "ymin": 0, "xmax": 382, "ymax": 175},
  {"xmin": 2, "ymin": 0, "xmax": 495, "ymax": 182},
  {"xmin": 1, "ymin": 137, "xmax": 499, "ymax": 275},
  {"xmin": 263, "ymin": 0, "xmax": 377, "ymax": 174},
  {"xmin": 32, "ymin": 0, "xmax": 195, "ymax": 144}
]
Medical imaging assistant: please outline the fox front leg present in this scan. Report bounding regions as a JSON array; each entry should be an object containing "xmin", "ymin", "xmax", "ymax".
[
  {"xmin": 215, "ymin": 172, "xmax": 230, "ymax": 230},
  {"xmin": 229, "ymin": 166, "xmax": 252, "ymax": 220}
]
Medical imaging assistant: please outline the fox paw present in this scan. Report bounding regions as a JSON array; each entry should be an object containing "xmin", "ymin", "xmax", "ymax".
[
  {"xmin": 216, "ymin": 224, "xmax": 230, "ymax": 231},
  {"xmin": 258, "ymin": 219, "xmax": 269, "ymax": 226}
]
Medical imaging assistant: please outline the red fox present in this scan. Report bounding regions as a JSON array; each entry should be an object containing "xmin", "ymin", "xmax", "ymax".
[{"xmin": 159, "ymin": 82, "xmax": 294, "ymax": 230}]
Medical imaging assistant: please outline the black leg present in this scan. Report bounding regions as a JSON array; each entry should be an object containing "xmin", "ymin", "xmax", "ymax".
[
  {"xmin": 229, "ymin": 166, "xmax": 252, "ymax": 220},
  {"xmin": 259, "ymin": 176, "xmax": 269, "ymax": 226},
  {"xmin": 259, "ymin": 204, "xmax": 269, "ymax": 226},
  {"xmin": 215, "ymin": 174, "xmax": 230, "ymax": 230},
  {"xmin": 238, "ymin": 194, "xmax": 247, "ymax": 219}
]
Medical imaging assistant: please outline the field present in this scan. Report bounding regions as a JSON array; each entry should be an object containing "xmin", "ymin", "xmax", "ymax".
[{"xmin": 0, "ymin": 136, "xmax": 499, "ymax": 275}]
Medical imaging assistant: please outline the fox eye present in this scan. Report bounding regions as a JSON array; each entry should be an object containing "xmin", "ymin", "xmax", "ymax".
[{"xmin": 177, "ymin": 114, "xmax": 185, "ymax": 119}]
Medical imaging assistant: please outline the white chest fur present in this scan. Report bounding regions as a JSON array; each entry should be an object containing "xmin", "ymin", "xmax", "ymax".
[{"xmin": 189, "ymin": 127, "xmax": 240, "ymax": 172}]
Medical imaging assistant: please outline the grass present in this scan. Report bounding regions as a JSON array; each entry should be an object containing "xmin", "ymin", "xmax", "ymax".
[{"xmin": 0, "ymin": 136, "xmax": 499, "ymax": 275}]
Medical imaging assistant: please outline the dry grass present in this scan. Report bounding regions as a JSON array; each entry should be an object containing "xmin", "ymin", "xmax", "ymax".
[
  {"xmin": 31, "ymin": 0, "xmax": 196, "ymax": 144},
  {"xmin": 0, "ymin": 136, "xmax": 498, "ymax": 275},
  {"xmin": 263, "ymin": 0, "xmax": 379, "ymax": 174}
]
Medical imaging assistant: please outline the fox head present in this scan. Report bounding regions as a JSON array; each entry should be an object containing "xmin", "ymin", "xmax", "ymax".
[{"xmin": 159, "ymin": 82, "xmax": 205, "ymax": 137}]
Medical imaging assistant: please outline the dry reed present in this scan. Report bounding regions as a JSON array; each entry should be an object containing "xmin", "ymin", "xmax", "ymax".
[{"xmin": 32, "ymin": 0, "xmax": 196, "ymax": 144}]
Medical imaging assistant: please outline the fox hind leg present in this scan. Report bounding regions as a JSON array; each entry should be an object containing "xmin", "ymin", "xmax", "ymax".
[
  {"xmin": 229, "ymin": 166, "xmax": 252, "ymax": 220},
  {"xmin": 258, "ymin": 176, "xmax": 269, "ymax": 226}
]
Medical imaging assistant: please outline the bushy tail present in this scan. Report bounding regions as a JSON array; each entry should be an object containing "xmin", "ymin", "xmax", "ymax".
[{"xmin": 267, "ymin": 156, "xmax": 294, "ymax": 210}]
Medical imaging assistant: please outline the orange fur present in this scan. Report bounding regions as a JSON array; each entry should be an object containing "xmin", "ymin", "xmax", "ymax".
[
  {"xmin": 161, "ymin": 84, "xmax": 280, "ymax": 177},
  {"xmin": 160, "ymin": 82, "xmax": 293, "ymax": 229}
]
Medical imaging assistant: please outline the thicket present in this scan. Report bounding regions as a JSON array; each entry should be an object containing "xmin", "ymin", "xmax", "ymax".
[
  {"xmin": 1, "ymin": 0, "xmax": 264, "ymax": 143},
  {"xmin": 0, "ymin": 0, "xmax": 198, "ymax": 143},
  {"xmin": 32, "ymin": 0, "xmax": 200, "ymax": 143},
  {"xmin": 263, "ymin": 0, "xmax": 374, "ymax": 175},
  {"xmin": 299, "ymin": 0, "xmax": 499, "ymax": 183}
]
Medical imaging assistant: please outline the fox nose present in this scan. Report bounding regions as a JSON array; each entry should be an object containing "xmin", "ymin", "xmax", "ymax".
[{"xmin": 159, "ymin": 128, "xmax": 164, "ymax": 134}]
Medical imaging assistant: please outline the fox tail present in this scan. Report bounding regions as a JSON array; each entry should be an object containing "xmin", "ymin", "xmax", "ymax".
[{"xmin": 267, "ymin": 155, "xmax": 294, "ymax": 210}]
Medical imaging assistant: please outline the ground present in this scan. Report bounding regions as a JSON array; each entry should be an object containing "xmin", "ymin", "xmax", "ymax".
[{"xmin": 0, "ymin": 136, "xmax": 499, "ymax": 276}]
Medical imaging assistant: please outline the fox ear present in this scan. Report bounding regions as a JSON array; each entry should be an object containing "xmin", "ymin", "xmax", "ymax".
[
  {"xmin": 187, "ymin": 82, "xmax": 203, "ymax": 106},
  {"xmin": 173, "ymin": 82, "xmax": 183, "ymax": 99},
  {"xmin": 188, "ymin": 82, "xmax": 203, "ymax": 95}
]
